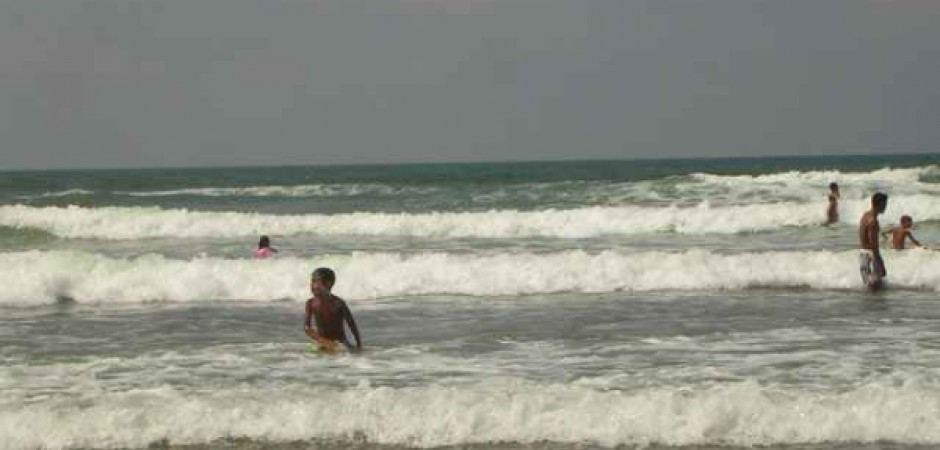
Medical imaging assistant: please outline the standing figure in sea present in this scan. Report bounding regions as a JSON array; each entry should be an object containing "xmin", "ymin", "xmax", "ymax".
[
  {"xmin": 253, "ymin": 235, "xmax": 278, "ymax": 259},
  {"xmin": 826, "ymin": 182, "xmax": 840, "ymax": 225},
  {"xmin": 304, "ymin": 267, "xmax": 362, "ymax": 353},
  {"xmin": 858, "ymin": 192, "xmax": 888, "ymax": 291}
]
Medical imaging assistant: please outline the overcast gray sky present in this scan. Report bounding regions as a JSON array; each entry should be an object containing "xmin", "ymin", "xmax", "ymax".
[{"xmin": 1, "ymin": 0, "xmax": 938, "ymax": 170}]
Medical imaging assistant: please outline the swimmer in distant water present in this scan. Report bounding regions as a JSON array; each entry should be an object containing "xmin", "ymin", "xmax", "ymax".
[
  {"xmin": 858, "ymin": 193, "xmax": 888, "ymax": 291},
  {"xmin": 304, "ymin": 268, "xmax": 362, "ymax": 353},
  {"xmin": 881, "ymin": 215, "xmax": 922, "ymax": 250},
  {"xmin": 826, "ymin": 182, "xmax": 840, "ymax": 225},
  {"xmin": 253, "ymin": 235, "xmax": 277, "ymax": 259}
]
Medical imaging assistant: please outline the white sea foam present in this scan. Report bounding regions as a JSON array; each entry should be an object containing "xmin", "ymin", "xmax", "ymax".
[
  {"xmin": 2, "ymin": 249, "xmax": 938, "ymax": 305},
  {"xmin": 4, "ymin": 381, "xmax": 940, "ymax": 449},
  {"xmin": 4, "ymin": 196, "xmax": 940, "ymax": 240}
]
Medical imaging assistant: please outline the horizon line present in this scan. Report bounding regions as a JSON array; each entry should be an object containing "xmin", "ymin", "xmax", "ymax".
[{"xmin": 2, "ymin": 150, "xmax": 938, "ymax": 173}]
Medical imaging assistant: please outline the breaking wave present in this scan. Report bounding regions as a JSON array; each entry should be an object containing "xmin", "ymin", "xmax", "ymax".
[
  {"xmin": 4, "ymin": 196, "xmax": 940, "ymax": 240},
  {"xmin": 3, "ymin": 382, "xmax": 940, "ymax": 449},
  {"xmin": 2, "ymin": 248, "xmax": 938, "ymax": 305}
]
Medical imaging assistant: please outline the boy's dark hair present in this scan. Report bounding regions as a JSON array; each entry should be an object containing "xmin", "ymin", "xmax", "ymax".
[
  {"xmin": 311, "ymin": 267, "xmax": 336, "ymax": 287},
  {"xmin": 829, "ymin": 182, "xmax": 838, "ymax": 191},
  {"xmin": 872, "ymin": 192, "xmax": 888, "ymax": 207},
  {"xmin": 901, "ymin": 215, "xmax": 913, "ymax": 225},
  {"xmin": 258, "ymin": 235, "xmax": 270, "ymax": 249}
]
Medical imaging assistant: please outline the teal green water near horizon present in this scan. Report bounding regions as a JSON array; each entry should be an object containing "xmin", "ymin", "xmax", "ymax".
[
  {"xmin": 3, "ymin": 153, "xmax": 940, "ymax": 213},
  {"xmin": 3, "ymin": 153, "xmax": 940, "ymax": 450}
]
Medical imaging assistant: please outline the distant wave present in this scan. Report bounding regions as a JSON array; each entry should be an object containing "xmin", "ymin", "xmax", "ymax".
[
  {"xmin": 674, "ymin": 165, "xmax": 940, "ymax": 205},
  {"xmin": 1, "ymin": 249, "xmax": 937, "ymax": 305},
  {"xmin": 117, "ymin": 183, "xmax": 439, "ymax": 198},
  {"xmin": 3, "ymin": 196, "xmax": 940, "ymax": 240},
  {"xmin": 690, "ymin": 165, "xmax": 939, "ymax": 185},
  {"xmin": 9, "ymin": 166, "xmax": 939, "ymax": 207},
  {"xmin": 14, "ymin": 189, "xmax": 95, "ymax": 200},
  {"xmin": 4, "ymin": 381, "xmax": 940, "ymax": 449}
]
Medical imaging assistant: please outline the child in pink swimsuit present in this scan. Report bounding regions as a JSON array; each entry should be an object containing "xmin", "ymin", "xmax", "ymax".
[{"xmin": 253, "ymin": 235, "xmax": 277, "ymax": 259}]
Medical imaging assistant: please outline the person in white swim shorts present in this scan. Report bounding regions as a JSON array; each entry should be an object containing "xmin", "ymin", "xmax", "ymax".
[{"xmin": 858, "ymin": 193, "xmax": 888, "ymax": 291}]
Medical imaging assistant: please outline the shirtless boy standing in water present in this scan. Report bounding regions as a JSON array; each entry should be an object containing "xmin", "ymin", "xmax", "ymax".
[
  {"xmin": 882, "ymin": 215, "xmax": 922, "ymax": 250},
  {"xmin": 304, "ymin": 268, "xmax": 362, "ymax": 352},
  {"xmin": 858, "ymin": 193, "xmax": 888, "ymax": 291}
]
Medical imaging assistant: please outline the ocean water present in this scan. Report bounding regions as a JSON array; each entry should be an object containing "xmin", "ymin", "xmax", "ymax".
[{"xmin": 2, "ymin": 154, "xmax": 940, "ymax": 450}]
